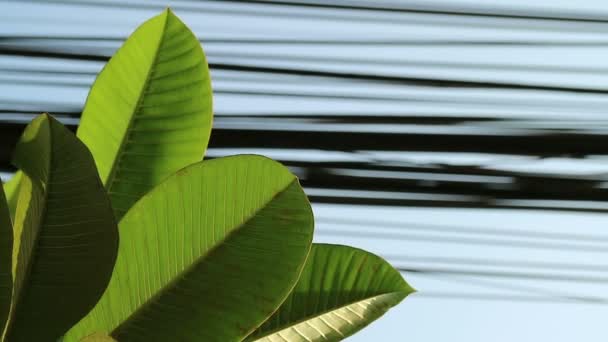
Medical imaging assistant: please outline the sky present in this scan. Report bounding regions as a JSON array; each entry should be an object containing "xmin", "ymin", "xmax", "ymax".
[{"xmin": 313, "ymin": 204, "xmax": 608, "ymax": 341}]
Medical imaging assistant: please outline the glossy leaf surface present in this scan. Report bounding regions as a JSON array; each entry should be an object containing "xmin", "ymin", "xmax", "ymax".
[
  {"xmin": 248, "ymin": 243, "xmax": 414, "ymax": 342},
  {"xmin": 66, "ymin": 155, "xmax": 314, "ymax": 342},
  {"xmin": 4, "ymin": 114, "xmax": 118, "ymax": 341},
  {"xmin": 77, "ymin": 9, "xmax": 213, "ymax": 220}
]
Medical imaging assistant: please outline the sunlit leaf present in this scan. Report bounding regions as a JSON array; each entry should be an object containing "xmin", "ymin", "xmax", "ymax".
[
  {"xmin": 77, "ymin": 8, "xmax": 213, "ymax": 220},
  {"xmin": 248, "ymin": 243, "xmax": 414, "ymax": 342},
  {"xmin": 65, "ymin": 155, "xmax": 314, "ymax": 342},
  {"xmin": 2, "ymin": 171, "xmax": 22, "ymax": 221},
  {"xmin": 0, "ymin": 177, "xmax": 12, "ymax": 335},
  {"xmin": 4, "ymin": 114, "xmax": 118, "ymax": 341}
]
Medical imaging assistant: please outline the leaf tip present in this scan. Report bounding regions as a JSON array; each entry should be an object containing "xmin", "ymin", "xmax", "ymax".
[{"xmin": 163, "ymin": 6, "xmax": 180, "ymax": 21}]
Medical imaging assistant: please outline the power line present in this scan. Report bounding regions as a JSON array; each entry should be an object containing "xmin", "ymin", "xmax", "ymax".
[
  {"xmin": 412, "ymin": 270, "xmax": 608, "ymax": 304},
  {"xmin": 317, "ymin": 217, "xmax": 608, "ymax": 244},
  {"xmin": 399, "ymin": 266, "xmax": 608, "ymax": 283},
  {"xmin": 386, "ymin": 254, "xmax": 608, "ymax": 273},
  {"xmin": 412, "ymin": 292, "xmax": 608, "ymax": 304},
  {"xmin": 317, "ymin": 228, "xmax": 608, "ymax": 252},
  {"xmin": 213, "ymin": 0, "xmax": 608, "ymax": 24}
]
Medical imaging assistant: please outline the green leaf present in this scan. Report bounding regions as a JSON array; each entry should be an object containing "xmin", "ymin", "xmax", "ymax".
[
  {"xmin": 77, "ymin": 8, "xmax": 213, "ymax": 220},
  {"xmin": 3, "ymin": 114, "xmax": 119, "ymax": 341},
  {"xmin": 2, "ymin": 171, "xmax": 23, "ymax": 221},
  {"xmin": 65, "ymin": 155, "xmax": 314, "ymax": 342},
  {"xmin": 247, "ymin": 243, "xmax": 414, "ymax": 342},
  {"xmin": 0, "ymin": 178, "xmax": 12, "ymax": 336}
]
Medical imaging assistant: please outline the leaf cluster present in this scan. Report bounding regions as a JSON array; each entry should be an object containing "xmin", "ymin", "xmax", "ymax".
[{"xmin": 0, "ymin": 9, "xmax": 413, "ymax": 342}]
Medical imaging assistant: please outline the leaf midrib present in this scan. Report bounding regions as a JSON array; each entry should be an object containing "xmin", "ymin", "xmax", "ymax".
[
  {"xmin": 104, "ymin": 11, "xmax": 169, "ymax": 197},
  {"xmin": 110, "ymin": 177, "xmax": 300, "ymax": 338}
]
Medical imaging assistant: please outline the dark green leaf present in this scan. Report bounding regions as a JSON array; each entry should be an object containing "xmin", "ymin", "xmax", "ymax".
[{"xmin": 4, "ymin": 114, "xmax": 119, "ymax": 341}]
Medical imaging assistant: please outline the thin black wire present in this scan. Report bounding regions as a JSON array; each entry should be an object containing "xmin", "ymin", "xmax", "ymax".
[
  {"xmin": 386, "ymin": 254, "xmax": 608, "ymax": 273},
  {"xmin": 213, "ymin": 0, "xmax": 608, "ymax": 24},
  {"xmin": 399, "ymin": 266, "xmax": 608, "ymax": 283},
  {"xmin": 3, "ymin": 46, "xmax": 608, "ymax": 95},
  {"xmin": 412, "ymin": 292, "xmax": 608, "ymax": 304},
  {"xmin": 317, "ymin": 229, "xmax": 608, "ymax": 252},
  {"xmin": 411, "ymin": 270, "xmax": 608, "ymax": 304},
  {"xmin": 7, "ymin": 69, "xmax": 608, "ymax": 111},
  {"xmin": 316, "ymin": 217, "xmax": 608, "ymax": 244},
  {"xmin": 26, "ymin": 0, "xmax": 608, "ymax": 31},
  {"xmin": 5, "ymin": 36, "xmax": 608, "ymax": 46},
  {"xmin": 10, "ymin": 42, "xmax": 608, "ymax": 77}
]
